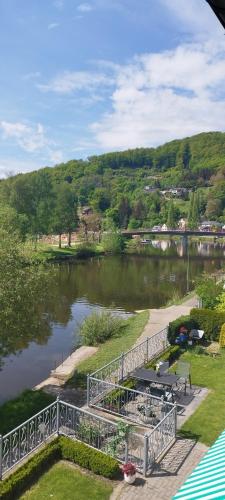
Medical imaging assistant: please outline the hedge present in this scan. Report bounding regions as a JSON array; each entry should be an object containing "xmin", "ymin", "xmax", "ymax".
[
  {"xmin": 167, "ymin": 315, "xmax": 198, "ymax": 345},
  {"xmin": 0, "ymin": 440, "xmax": 61, "ymax": 500},
  {"xmin": 190, "ymin": 308, "xmax": 225, "ymax": 341},
  {"xmin": 145, "ymin": 345, "xmax": 182, "ymax": 369},
  {"xmin": 0, "ymin": 436, "xmax": 120, "ymax": 499},
  {"xmin": 59, "ymin": 437, "xmax": 120, "ymax": 479},
  {"xmin": 219, "ymin": 323, "xmax": 225, "ymax": 348}
]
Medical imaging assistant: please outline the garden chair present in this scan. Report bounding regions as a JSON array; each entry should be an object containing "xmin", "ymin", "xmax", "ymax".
[
  {"xmin": 159, "ymin": 361, "xmax": 169, "ymax": 375},
  {"xmin": 175, "ymin": 361, "xmax": 191, "ymax": 396}
]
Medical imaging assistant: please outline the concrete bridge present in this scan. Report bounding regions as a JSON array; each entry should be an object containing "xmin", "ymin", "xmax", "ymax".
[{"xmin": 121, "ymin": 229, "xmax": 225, "ymax": 238}]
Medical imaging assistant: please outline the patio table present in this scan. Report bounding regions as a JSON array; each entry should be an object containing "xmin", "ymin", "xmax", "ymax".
[{"xmin": 131, "ymin": 367, "xmax": 179, "ymax": 400}]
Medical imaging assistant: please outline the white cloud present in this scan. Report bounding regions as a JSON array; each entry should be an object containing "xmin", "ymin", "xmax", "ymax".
[
  {"xmin": 77, "ymin": 3, "xmax": 93, "ymax": 13},
  {"xmin": 90, "ymin": 40, "xmax": 225, "ymax": 150},
  {"xmin": 37, "ymin": 70, "xmax": 113, "ymax": 94},
  {"xmin": 48, "ymin": 22, "xmax": 60, "ymax": 30},
  {"xmin": 0, "ymin": 158, "xmax": 43, "ymax": 179},
  {"xmin": 0, "ymin": 121, "xmax": 48, "ymax": 153}
]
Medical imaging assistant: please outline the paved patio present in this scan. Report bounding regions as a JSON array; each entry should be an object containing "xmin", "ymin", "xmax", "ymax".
[{"xmin": 111, "ymin": 438, "xmax": 208, "ymax": 500}]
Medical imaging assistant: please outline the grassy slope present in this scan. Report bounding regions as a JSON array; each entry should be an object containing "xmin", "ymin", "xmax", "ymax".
[
  {"xmin": 68, "ymin": 310, "xmax": 149, "ymax": 386},
  {"xmin": 179, "ymin": 349, "xmax": 225, "ymax": 446},
  {"xmin": 21, "ymin": 462, "xmax": 113, "ymax": 500}
]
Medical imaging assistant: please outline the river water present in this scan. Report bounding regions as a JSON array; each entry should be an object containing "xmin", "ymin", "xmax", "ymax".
[{"xmin": 0, "ymin": 240, "xmax": 224, "ymax": 403}]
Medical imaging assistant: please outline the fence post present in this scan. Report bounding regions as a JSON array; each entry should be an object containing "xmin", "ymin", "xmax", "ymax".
[
  {"xmin": 120, "ymin": 353, "xmax": 124, "ymax": 381},
  {"xmin": 56, "ymin": 396, "xmax": 60, "ymax": 436},
  {"xmin": 0, "ymin": 435, "xmax": 2, "ymax": 480},
  {"xmin": 143, "ymin": 434, "xmax": 148, "ymax": 477},
  {"xmin": 146, "ymin": 337, "xmax": 149, "ymax": 362},
  {"xmin": 124, "ymin": 440, "xmax": 128, "ymax": 463},
  {"xmin": 174, "ymin": 404, "xmax": 177, "ymax": 437},
  {"xmin": 87, "ymin": 374, "xmax": 90, "ymax": 406}
]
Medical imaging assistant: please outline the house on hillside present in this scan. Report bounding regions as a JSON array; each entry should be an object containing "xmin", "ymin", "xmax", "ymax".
[{"xmin": 199, "ymin": 221, "xmax": 222, "ymax": 231}]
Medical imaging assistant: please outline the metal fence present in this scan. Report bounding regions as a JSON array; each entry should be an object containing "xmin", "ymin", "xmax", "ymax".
[
  {"xmin": 0, "ymin": 398, "xmax": 176, "ymax": 479},
  {"xmin": 88, "ymin": 377, "xmax": 174, "ymax": 427},
  {"xmin": 147, "ymin": 405, "xmax": 177, "ymax": 469},
  {"xmin": 90, "ymin": 327, "xmax": 169, "ymax": 386},
  {"xmin": 0, "ymin": 400, "xmax": 58, "ymax": 478}
]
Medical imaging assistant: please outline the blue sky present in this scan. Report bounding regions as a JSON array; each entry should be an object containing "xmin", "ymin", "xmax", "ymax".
[{"xmin": 0, "ymin": 0, "xmax": 224, "ymax": 177}]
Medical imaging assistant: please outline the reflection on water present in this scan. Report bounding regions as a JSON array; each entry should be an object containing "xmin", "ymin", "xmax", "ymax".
[{"xmin": 0, "ymin": 240, "xmax": 224, "ymax": 403}]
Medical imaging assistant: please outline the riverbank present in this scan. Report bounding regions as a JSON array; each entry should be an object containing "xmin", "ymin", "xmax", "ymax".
[{"xmin": 40, "ymin": 294, "xmax": 197, "ymax": 403}]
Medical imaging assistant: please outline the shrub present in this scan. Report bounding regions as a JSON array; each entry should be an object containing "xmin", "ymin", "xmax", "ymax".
[
  {"xmin": 195, "ymin": 275, "xmax": 223, "ymax": 309},
  {"xmin": 190, "ymin": 308, "xmax": 225, "ymax": 341},
  {"xmin": 59, "ymin": 437, "xmax": 120, "ymax": 478},
  {"xmin": 167, "ymin": 315, "xmax": 197, "ymax": 345},
  {"xmin": 0, "ymin": 440, "xmax": 61, "ymax": 500},
  {"xmin": 79, "ymin": 311, "xmax": 125, "ymax": 346},
  {"xmin": 219, "ymin": 323, "xmax": 225, "ymax": 348},
  {"xmin": 0, "ymin": 390, "xmax": 54, "ymax": 435},
  {"xmin": 75, "ymin": 243, "xmax": 98, "ymax": 259},
  {"xmin": 101, "ymin": 231, "xmax": 125, "ymax": 254}
]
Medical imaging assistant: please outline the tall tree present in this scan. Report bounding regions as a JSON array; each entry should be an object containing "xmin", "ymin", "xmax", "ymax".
[
  {"xmin": 52, "ymin": 184, "xmax": 78, "ymax": 247},
  {"xmin": 167, "ymin": 201, "xmax": 177, "ymax": 229},
  {"xmin": 188, "ymin": 192, "xmax": 200, "ymax": 229}
]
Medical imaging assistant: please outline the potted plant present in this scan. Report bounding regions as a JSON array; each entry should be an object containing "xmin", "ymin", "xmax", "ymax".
[{"xmin": 122, "ymin": 462, "xmax": 136, "ymax": 484}]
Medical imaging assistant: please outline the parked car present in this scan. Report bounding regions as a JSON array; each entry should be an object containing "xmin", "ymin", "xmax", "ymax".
[{"xmin": 152, "ymin": 225, "xmax": 161, "ymax": 232}]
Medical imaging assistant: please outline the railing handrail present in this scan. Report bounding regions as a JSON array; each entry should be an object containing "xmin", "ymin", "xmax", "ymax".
[
  {"xmin": 58, "ymin": 400, "xmax": 119, "ymax": 427},
  {"xmin": 90, "ymin": 327, "xmax": 168, "ymax": 378},
  {"xmin": 2, "ymin": 401, "xmax": 57, "ymax": 439},
  {"xmin": 89, "ymin": 377, "xmax": 175, "ymax": 407}
]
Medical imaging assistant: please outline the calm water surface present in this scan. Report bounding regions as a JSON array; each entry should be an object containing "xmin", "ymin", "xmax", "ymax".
[{"xmin": 0, "ymin": 240, "xmax": 224, "ymax": 403}]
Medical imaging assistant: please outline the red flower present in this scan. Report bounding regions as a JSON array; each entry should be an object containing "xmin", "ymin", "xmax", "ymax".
[{"xmin": 121, "ymin": 463, "xmax": 136, "ymax": 475}]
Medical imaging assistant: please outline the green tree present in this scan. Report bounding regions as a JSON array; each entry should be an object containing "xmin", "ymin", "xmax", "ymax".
[
  {"xmin": 52, "ymin": 184, "xmax": 78, "ymax": 247},
  {"xmin": 188, "ymin": 192, "xmax": 200, "ymax": 229},
  {"xmin": 102, "ymin": 220, "xmax": 125, "ymax": 253},
  {"xmin": 0, "ymin": 230, "xmax": 54, "ymax": 363},
  {"xmin": 167, "ymin": 202, "xmax": 177, "ymax": 229}
]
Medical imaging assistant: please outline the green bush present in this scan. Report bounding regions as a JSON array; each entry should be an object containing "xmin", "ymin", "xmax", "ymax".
[
  {"xmin": 0, "ymin": 436, "xmax": 120, "ymax": 499},
  {"xmin": 190, "ymin": 308, "xmax": 225, "ymax": 341},
  {"xmin": 167, "ymin": 315, "xmax": 197, "ymax": 345},
  {"xmin": 195, "ymin": 276, "xmax": 223, "ymax": 309},
  {"xmin": 79, "ymin": 311, "xmax": 125, "ymax": 346},
  {"xmin": 59, "ymin": 437, "xmax": 120, "ymax": 478},
  {"xmin": 145, "ymin": 345, "xmax": 182, "ymax": 369},
  {"xmin": 0, "ymin": 390, "xmax": 54, "ymax": 435},
  {"xmin": 0, "ymin": 440, "xmax": 61, "ymax": 500},
  {"xmin": 219, "ymin": 323, "xmax": 225, "ymax": 348},
  {"xmin": 75, "ymin": 243, "xmax": 99, "ymax": 259}
]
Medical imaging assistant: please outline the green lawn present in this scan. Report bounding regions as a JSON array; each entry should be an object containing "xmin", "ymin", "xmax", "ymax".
[
  {"xmin": 21, "ymin": 462, "xmax": 113, "ymax": 500},
  {"xmin": 67, "ymin": 310, "xmax": 149, "ymax": 387},
  {"xmin": 179, "ymin": 348, "xmax": 225, "ymax": 446}
]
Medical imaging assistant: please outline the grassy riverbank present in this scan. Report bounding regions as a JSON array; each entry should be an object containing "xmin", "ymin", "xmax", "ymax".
[
  {"xmin": 32, "ymin": 242, "xmax": 104, "ymax": 262},
  {"xmin": 67, "ymin": 310, "xmax": 149, "ymax": 387}
]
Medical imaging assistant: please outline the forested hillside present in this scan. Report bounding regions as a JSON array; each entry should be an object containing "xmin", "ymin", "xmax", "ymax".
[{"xmin": 1, "ymin": 131, "xmax": 225, "ymax": 238}]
